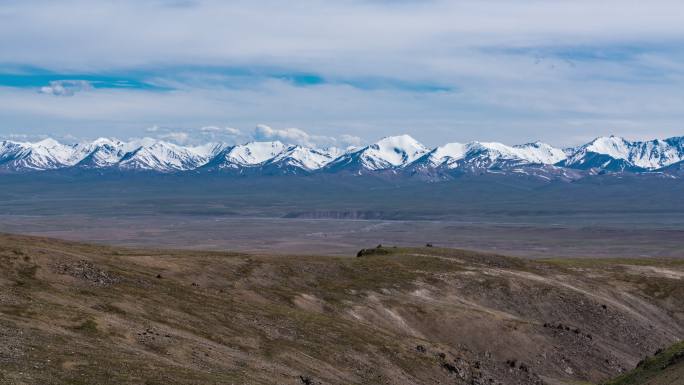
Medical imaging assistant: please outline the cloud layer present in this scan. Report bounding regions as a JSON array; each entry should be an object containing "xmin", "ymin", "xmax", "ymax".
[
  {"xmin": 136, "ymin": 124, "xmax": 361, "ymax": 148},
  {"xmin": 1, "ymin": 0, "xmax": 683, "ymax": 145}
]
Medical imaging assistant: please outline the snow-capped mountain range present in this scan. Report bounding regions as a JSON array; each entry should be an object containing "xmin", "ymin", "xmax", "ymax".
[{"xmin": 2, "ymin": 134, "xmax": 683, "ymax": 179}]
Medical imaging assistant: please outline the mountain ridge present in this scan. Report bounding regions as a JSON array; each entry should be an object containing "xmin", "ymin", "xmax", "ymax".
[{"xmin": 2, "ymin": 134, "xmax": 684, "ymax": 179}]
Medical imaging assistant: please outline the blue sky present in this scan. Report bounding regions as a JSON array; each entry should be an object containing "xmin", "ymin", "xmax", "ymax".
[{"xmin": 1, "ymin": 0, "xmax": 683, "ymax": 147}]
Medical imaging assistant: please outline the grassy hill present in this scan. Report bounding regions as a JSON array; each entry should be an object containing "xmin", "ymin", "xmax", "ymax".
[{"xmin": 0, "ymin": 233, "xmax": 682, "ymax": 385}]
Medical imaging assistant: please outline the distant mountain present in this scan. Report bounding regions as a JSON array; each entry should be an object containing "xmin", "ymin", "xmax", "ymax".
[
  {"xmin": 0, "ymin": 138, "xmax": 83, "ymax": 171},
  {"xmin": 201, "ymin": 141, "xmax": 288, "ymax": 173},
  {"xmin": 412, "ymin": 141, "xmax": 565, "ymax": 170},
  {"xmin": 259, "ymin": 145, "xmax": 339, "ymax": 175},
  {"xmin": 323, "ymin": 135, "xmax": 428, "ymax": 174},
  {"xmin": 1, "ymin": 134, "xmax": 683, "ymax": 180},
  {"xmin": 406, "ymin": 140, "xmax": 570, "ymax": 181},
  {"xmin": 559, "ymin": 135, "xmax": 684, "ymax": 172},
  {"xmin": 631, "ymin": 136, "xmax": 684, "ymax": 169},
  {"xmin": 118, "ymin": 141, "xmax": 219, "ymax": 172},
  {"xmin": 75, "ymin": 138, "xmax": 130, "ymax": 169}
]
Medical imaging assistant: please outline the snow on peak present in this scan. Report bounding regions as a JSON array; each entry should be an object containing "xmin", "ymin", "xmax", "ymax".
[
  {"xmin": 118, "ymin": 140, "xmax": 212, "ymax": 171},
  {"xmin": 2, "ymin": 138, "xmax": 83, "ymax": 170},
  {"xmin": 78, "ymin": 146, "xmax": 126, "ymax": 168},
  {"xmin": 320, "ymin": 146, "xmax": 346, "ymax": 159},
  {"xmin": 3, "ymin": 134, "xmax": 682, "ymax": 174},
  {"xmin": 188, "ymin": 142, "xmax": 225, "ymax": 158},
  {"xmin": 472, "ymin": 141, "xmax": 566, "ymax": 164},
  {"xmin": 419, "ymin": 141, "xmax": 565, "ymax": 169},
  {"xmin": 33, "ymin": 138, "xmax": 63, "ymax": 148},
  {"xmin": 629, "ymin": 137, "xmax": 684, "ymax": 169},
  {"xmin": 223, "ymin": 141, "xmax": 287, "ymax": 166},
  {"xmin": 361, "ymin": 134, "xmax": 428, "ymax": 169},
  {"xmin": 583, "ymin": 136, "xmax": 631, "ymax": 160},
  {"xmin": 268, "ymin": 145, "xmax": 336, "ymax": 170},
  {"xmin": 513, "ymin": 142, "xmax": 567, "ymax": 164},
  {"xmin": 421, "ymin": 143, "xmax": 468, "ymax": 166},
  {"xmin": 564, "ymin": 135, "xmax": 684, "ymax": 170},
  {"xmin": 375, "ymin": 134, "xmax": 424, "ymax": 150},
  {"xmin": 458, "ymin": 141, "xmax": 527, "ymax": 168}
]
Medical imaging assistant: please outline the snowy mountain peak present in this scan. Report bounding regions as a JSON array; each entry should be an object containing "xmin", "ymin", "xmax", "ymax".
[
  {"xmin": 0, "ymin": 138, "xmax": 81, "ymax": 170},
  {"xmin": 460, "ymin": 141, "xmax": 528, "ymax": 169},
  {"xmin": 512, "ymin": 142, "xmax": 567, "ymax": 164},
  {"xmin": 117, "ymin": 140, "xmax": 213, "ymax": 172},
  {"xmin": 265, "ymin": 145, "xmax": 336, "ymax": 171},
  {"xmin": 409, "ymin": 140, "xmax": 567, "ymax": 172},
  {"xmin": 188, "ymin": 142, "xmax": 225, "ymax": 158},
  {"xmin": 583, "ymin": 136, "xmax": 631, "ymax": 160},
  {"xmin": 375, "ymin": 134, "xmax": 424, "ymax": 149},
  {"xmin": 2, "ymin": 135, "xmax": 683, "ymax": 176},
  {"xmin": 322, "ymin": 135, "xmax": 428, "ymax": 172},
  {"xmin": 629, "ymin": 136, "xmax": 684, "ymax": 169},
  {"xmin": 561, "ymin": 135, "xmax": 684, "ymax": 171},
  {"xmin": 419, "ymin": 143, "xmax": 468, "ymax": 167},
  {"xmin": 226, "ymin": 141, "xmax": 287, "ymax": 166},
  {"xmin": 365, "ymin": 134, "xmax": 429, "ymax": 167}
]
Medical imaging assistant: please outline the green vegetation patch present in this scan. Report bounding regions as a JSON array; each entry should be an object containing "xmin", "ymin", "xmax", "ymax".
[{"xmin": 73, "ymin": 319, "xmax": 99, "ymax": 335}]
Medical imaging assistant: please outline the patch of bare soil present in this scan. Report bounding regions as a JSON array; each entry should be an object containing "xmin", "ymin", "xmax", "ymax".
[{"xmin": 51, "ymin": 259, "xmax": 122, "ymax": 286}]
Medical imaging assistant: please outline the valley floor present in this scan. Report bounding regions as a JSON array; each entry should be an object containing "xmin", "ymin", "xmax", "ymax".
[
  {"xmin": 2, "ymin": 215, "xmax": 684, "ymax": 259},
  {"xmin": 0, "ymin": 234, "xmax": 682, "ymax": 384}
]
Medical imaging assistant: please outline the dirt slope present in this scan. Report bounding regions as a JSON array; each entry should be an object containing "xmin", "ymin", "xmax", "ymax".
[{"xmin": 0, "ymin": 234, "xmax": 682, "ymax": 385}]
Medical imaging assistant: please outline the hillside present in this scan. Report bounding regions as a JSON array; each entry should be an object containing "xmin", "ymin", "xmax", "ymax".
[
  {"xmin": 0, "ymin": 234, "xmax": 682, "ymax": 385},
  {"xmin": 603, "ymin": 341, "xmax": 684, "ymax": 385}
]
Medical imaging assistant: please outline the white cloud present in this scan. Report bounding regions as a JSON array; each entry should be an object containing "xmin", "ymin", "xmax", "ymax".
[
  {"xmin": 339, "ymin": 134, "xmax": 363, "ymax": 147},
  {"xmin": 0, "ymin": 133, "xmax": 48, "ymax": 142},
  {"xmin": 39, "ymin": 80, "xmax": 92, "ymax": 96},
  {"xmin": 138, "ymin": 123, "xmax": 364, "ymax": 148},
  {"xmin": 3, "ymin": 76, "xmax": 684, "ymax": 148},
  {"xmin": 158, "ymin": 131, "xmax": 190, "ymax": 144},
  {"xmin": 2, "ymin": 1, "xmax": 684, "ymax": 145},
  {"xmin": 253, "ymin": 124, "xmax": 363, "ymax": 148},
  {"xmin": 3, "ymin": 1, "xmax": 684, "ymax": 75},
  {"xmin": 254, "ymin": 125, "xmax": 312, "ymax": 145},
  {"xmin": 200, "ymin": 126, "xmax": 241, "ymax": 135},
  {"xmin": 195, "ymin": 125, "xmax": 246, "ymax": 144}
]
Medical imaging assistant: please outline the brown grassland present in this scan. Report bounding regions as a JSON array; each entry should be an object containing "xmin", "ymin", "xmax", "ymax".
[{"xmin": 0, "ymin": 233, "xmax": 682, "ymax": 385}]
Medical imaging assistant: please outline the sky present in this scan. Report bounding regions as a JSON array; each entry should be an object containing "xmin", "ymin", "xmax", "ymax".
[{"xmin": 1, "ymin": 0, "xmax": 684, "ymax": 148}]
